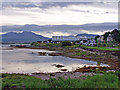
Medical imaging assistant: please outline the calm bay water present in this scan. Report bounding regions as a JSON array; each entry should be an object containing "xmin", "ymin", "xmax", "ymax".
[{"xmin": 1, "ymin": 44, "xmax": 108, "ymax": 73}]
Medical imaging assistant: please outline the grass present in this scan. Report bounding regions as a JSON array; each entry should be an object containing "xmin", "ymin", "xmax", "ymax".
[
  {"xmin": 72, "ymin": 50, "xmax": 107, "ymax": 59},
  {"xmin": 32, "ymin": 42, "xmax": 62, "ymax": 47},
  {"xmin": 2, "ymin": 72, "xmax": 120, "ymax": 89},
  {"xmin": 32, "ymin": 42, "xmax": 120, "ymax": 51},
  {"xmin": 63, "ymin": 45, "xmax": 80, "ymax": 48},
  {"xmin": 80, "ymin": 45, "xmax": 120, "ymax": 51},
  {"xmin": 2, "ymin": 74, "xmax": 48, "ymax": 88},
  {"xmin": 47, "ymin": 72, "xmax": 119, "ymax": 88},
  {"xmin": 73, "ymin": 51, "xmax": 88, "ymax": 56}
]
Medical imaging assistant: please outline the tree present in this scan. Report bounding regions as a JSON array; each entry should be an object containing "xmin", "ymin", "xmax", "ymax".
[
  {"xmin": 95, "ymin": 35, "xmax": 100, "ymax": 40},
  {"xmin": 31, "ymin": 42, "xmax": 35, "ymax": 46},
  {"xmin": 103, "ymin": 32, "xmax": 111, "ymax": 40},
  {"xmin": 111, "ymin": 29, "xmax": 120, "ymax": 43},
  {"xmin": 73, "ymin": 42, "xmax": 76, "ymax": 45},
  {"xmin": 61, "ymin": 41, "xmax": 71, "ymax": 47}
]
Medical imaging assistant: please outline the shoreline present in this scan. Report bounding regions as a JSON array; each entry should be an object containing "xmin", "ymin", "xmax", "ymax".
[
  {"xmin": 35, "ymin": 46, "xmax": 119, "ymax": 70},
  {"xmin": 2, "ymin": 45, "xmax": 119, "ymax": 81},
  {"xmin": 12, "ymin": 46, "xmax": 119, "ymax": 70}
]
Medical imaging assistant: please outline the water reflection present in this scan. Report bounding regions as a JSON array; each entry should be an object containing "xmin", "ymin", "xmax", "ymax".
[{"xmin": 2, "ymin": 46, "xmax": 108, "ymax": 73}]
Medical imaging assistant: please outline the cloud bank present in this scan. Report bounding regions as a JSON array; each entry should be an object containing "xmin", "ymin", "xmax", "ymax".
[
  {"xmin": 1, "ymin": 22, "xmax": 118, "ymax": 37},
  {"xmin": 1, "ymin": 2, "xmax": 118, "ymax": 37}
]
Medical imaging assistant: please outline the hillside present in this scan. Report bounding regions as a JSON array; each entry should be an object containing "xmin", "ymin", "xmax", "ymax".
[{"xmin": 1, "ymin": 32, "xmax": 50, "ymax": 43}]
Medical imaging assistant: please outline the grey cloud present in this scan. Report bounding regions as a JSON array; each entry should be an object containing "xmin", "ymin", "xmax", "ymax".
[
  {"xmin": 2, "ymin": 2, "xmax": 92, "ymax": 9},
  {"xmin": 1, "ymin": 2, "xmax": 117, "ymax": 17},
  {"xmin": 1, "ymin": 22, "xmax": 118, "ymax": 34},
  {"xmin": 2, "ymin": 2, "xmax": 38, "ymax": 9},
  {"xmin": 2, "ymin": 2, "xmax": 117, "ymax": 9}
]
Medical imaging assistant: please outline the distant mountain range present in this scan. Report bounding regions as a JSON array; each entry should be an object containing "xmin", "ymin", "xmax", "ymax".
[
  {"xmin": 1, "ymin": 23, "xmax": 117, "ymax": 32},
  {"xmin": 1, "ymin": 32, "xmax": 50, "ymax": 43},
  {"xmin": 0, "ymin": 31, "xmax": 98, "ymax": 43},
  {"xmin": 76, "ymin": 34, "xmax": 98, "ymax": 38}
]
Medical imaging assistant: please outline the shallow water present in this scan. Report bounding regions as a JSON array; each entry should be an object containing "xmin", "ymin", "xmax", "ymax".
[{"xmin": 1, "ymin": 45, "xmax": 108, "ymax": 73}]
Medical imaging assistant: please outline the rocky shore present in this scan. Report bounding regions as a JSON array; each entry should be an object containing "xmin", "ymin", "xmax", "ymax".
[
  {"xmin": 37, "ymin": 47, "xmax": 119, "ymax": 70},
  {"xmin": 31, "ymin": 72, "xmax": 97, "ymax": 80},
  {"xmin": 30, "ymin": 65, "xmax": 117, "ymax": 80}
]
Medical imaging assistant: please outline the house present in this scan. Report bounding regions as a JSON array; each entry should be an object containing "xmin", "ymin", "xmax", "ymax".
[
  {"xmin": 97, "ymin": 35, "xmax": 104, "ymax": 42},
  {"xmin": 52, "ymin": 35, "xmax": 88, "ymax": 43},
  {"xmin": 107, "ymin": 34, "xmax": 113, "ymax": 42},
  {"xmin": 52, "ymin": 35, "xmax": 96, "ymax": 46},
  {"xmin": 52, "ymin": 36, "xmax": 78, "ymax": 42}
]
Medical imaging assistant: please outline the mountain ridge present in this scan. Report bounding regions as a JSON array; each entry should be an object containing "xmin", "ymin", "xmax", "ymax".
[
  {"xmin": 76, "ymin": 33, "xmax": 98, "ymax": 38},
  {"xmin": 1, "ymin": 31, "xmax": 50, "ymax": 43}
]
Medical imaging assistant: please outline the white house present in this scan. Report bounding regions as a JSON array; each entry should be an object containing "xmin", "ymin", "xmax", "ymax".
[
  {"xmin": 52, "ymin": 35, "xmax": 96, "ymax": 46},
  {"xmin": 52, "ymin": 36, "xmax": 87, "ymax": 42},
  {"xmin": 107, "ymin": 34, "xmax": 113, "ymax": 42},
  {"xmin": 97, "ymin": 35, "xmax": 104, "ymax": 42}
]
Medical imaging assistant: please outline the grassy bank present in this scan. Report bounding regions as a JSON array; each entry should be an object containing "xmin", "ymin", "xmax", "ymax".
[
  {"xmin": 2, "ymin": 72, "xmax": 119, "ymax": 89},
  {"xmin": 72, "ymin": 49, "xmax": 113, "ymax": 59},
  {"xmin": 31, "ymin": 42, "xmax": 62, "ymax": 47},
  {"xmin": 80, "ymin": 45, "xmax": 120, "ymax": 51},
  {"xmin": 31, "ymin": 42, "xmax": 120, "ymax": 51}
]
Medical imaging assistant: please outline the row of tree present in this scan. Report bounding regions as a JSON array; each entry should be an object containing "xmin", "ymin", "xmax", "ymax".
[{"xmin": 95, "ymin": 29, "xmax": 120, "ymax": 44}]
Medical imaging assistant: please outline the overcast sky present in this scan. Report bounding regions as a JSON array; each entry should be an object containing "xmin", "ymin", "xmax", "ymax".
[{"xmin": 0, "ymin": 1, "xmax": 119, "ymax": 37}]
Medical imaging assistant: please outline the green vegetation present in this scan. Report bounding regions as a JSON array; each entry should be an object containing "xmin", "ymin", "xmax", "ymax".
[
  {"xmin": 80, "ymin": 45, "xmax": 120, "ymax": 51},
  {"xmin": 95, "ymin": 29, "xmax": 120, "ymax": 44},
  {"xmin": 103, "ymin": 32, "xmax": 111, "ymax": 40},
  {"xmin": 2, "ymin": 72, "xmax": 119, "ymax": 89},
  {"xmin": 61, "ymin": 41, "xmax": 71, "ymax": 47},
  {"xmin": 31, "ymin": 42, "xmax": 62, "ymax": 47},
  {"xmin": 111, "ymin": 29, "xmax": 120, "ymax": 43},
  {"xmin": 2, "ymin": 74, "xmax": 48, "ymax": 88},
  {"xmin": 31, "ymin": 41, "xmax": 73, "ymax": 47},
  {"xmin": 47, "ymin": 72, "xmax": 119, "ymax": 88},
  {"xmin": 31, "ymin": 41, "xmax": 119, "ymax": 51},
  {"xmin": 63, "ymin": 45, "xmax": 80, "ymax": 48},
  {"xmin": 95, "ymin": 35, "xmax": 100, "ymax": 41},
  {"xmin": 72, "ymin": 49, "xmax": 106, "ymax": 58}
]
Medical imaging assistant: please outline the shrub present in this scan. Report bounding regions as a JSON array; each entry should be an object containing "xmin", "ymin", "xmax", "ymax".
[
  {"xmin": 72, "ymin": 42, "xmax": 76, "ymax": 45},
  {"xmin": 31, "ymin": 42, "xmax": 35, "ymax": 46},
  {"xmin": 61, "ymin": 41, "xmax": 71, "ymax": 47}
]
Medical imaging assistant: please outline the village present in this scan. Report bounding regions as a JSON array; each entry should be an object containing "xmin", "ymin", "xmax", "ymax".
[
  {"xmin": 10, "ymin": 29, "xmax": 120, "ymax": 49},
  {"xmin": 37, "ymin": 31, "xmax": 117, "ymax": 47}
]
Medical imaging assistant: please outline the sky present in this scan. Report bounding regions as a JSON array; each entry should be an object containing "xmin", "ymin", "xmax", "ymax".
[{"xmin": 0, "ymin": 1, "xmax": 119, "ymax": 37}]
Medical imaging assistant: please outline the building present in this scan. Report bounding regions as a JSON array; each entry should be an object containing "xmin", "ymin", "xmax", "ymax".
[
  {"xmin": 107, "ymin": 34, "xmax": 113, "ymax": 42},
  {"xmin": 52, "ymin": 36, "xmax": 78, "ymax": 42},
  {"xmin": 52, "ymin": 36, "xmax": 88, "ymax": 42},
  {"xmin": 97, "ymin": 35, "xmax": 104, "ymax": 42},
  {"xmin": 52, "ymin": 35, "xmax": 96, "ymax": 46},
  {"xmin": 82, "ymin": 38, "xmax": 96, "ymax": 46}
]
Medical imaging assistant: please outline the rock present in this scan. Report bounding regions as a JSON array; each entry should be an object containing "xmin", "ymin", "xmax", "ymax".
[
  {"xmin": 74, "ymin": 66, "xmax": 112, "ymax": 72},
  {"xmin": 52, "ymin": 64, "xmax": 64, "ymax": 68},
  {"xmin": 48, "ymin": 53, "xmax": 63, "ymax": 56},
  {"xmin": 31, "ymin": 52, "xmax": 34, "ymax": 54},
  {"xmin": 38, "ymin": 52, "xmax": 47, "ymax": 56},
  {"xmin": 38, "ymin": 52, "xmax": 63, "ymax": 56},
  {"xmin": 60, "ymin": 69, "xmax": 67, "ymax": 71},
  {"xmin": 50, "ymin": 73, "xmax": 55, "ymax": 76}
]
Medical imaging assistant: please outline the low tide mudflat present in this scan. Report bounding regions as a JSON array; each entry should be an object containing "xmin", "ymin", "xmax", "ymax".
[{"xmin": 2, "ymin": 45, "xmax": 109, "ymax": 73}]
